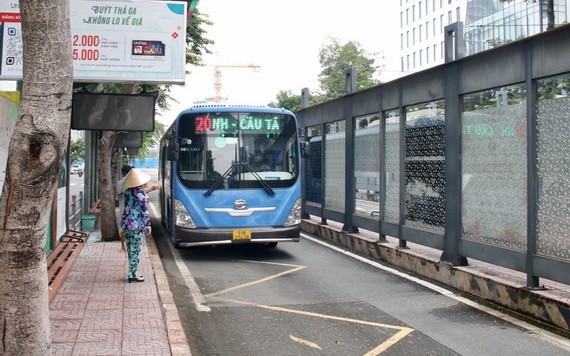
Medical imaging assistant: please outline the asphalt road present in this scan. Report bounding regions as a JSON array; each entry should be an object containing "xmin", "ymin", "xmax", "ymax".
[
  {"xmin": 68, "ymin": 170, "xmax": 84, "ymax": 201},
  {"xmin": 147, "ymin": 202, "xmax": 570, "ymax": 355},
  {"xmin": 141, "ymin": 168, "xmax": 570, "ymax": 355}
]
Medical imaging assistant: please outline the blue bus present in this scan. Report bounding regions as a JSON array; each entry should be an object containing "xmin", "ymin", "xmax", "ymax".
[{"xmin": 159, "ymin": 105, "xmax": 305, "ymax": 248}]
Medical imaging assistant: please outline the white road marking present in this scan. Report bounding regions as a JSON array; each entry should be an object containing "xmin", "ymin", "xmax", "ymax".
[
  {"xmin": 149, "ymin": 202, "xmax": 210, "ymax": 312},
  {"xmin": 289, "ymin": 335, "xmax": 322, "ymax": 350},
  {"xmin": 301, "ymin": 232, "xmax": 570, "ymax": 352}
]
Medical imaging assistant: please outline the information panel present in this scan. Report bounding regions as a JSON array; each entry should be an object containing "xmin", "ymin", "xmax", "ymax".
[
  {"xmin": 71, "ymin": 92, "xmax": 158, "ymax": 132},
  {"xmin": 0, "ymin": 0, "xmax": 187, "ymax": 84}
]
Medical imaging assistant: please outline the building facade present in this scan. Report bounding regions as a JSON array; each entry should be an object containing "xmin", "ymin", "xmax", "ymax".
[{"xmin": 399, "ymin": 0, "xmax": 569, "ymax": 74}]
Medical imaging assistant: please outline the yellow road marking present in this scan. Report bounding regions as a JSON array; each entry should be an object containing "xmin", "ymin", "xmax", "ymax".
[
  {"xmin": 364, "ymin": 328, "xmax": 414, "ymax": 356},
  {"xmin": 240, "ymin": 259, "xmax": 307, "ymax": 268},
  {"xmin": 206, "ymin": 259, "xmax": 415, "ymax": 355},
  {"xmin": 218, "ymin": 297, "xmax": 412, "ymax": 331},
  {"xmin": 205, "ymin": 263, "xmax": 306, "ymax": 298},
  {"xmin": 289, "ymin": 335, "xmax": 322, "ymax": 350},
  {"xmin": 213, "ymin": 297, "xmax": 414, "ymax": 355}
]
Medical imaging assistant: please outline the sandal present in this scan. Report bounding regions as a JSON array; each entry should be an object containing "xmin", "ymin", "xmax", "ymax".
[{"xmin": 128, "ymin": 276, "xmax": 145, "ymax": 283}]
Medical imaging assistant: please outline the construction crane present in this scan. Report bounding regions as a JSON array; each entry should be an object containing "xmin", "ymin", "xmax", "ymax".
[{"xmin": 212, "ymin": 64, "xmax": 261, "ymax": 103}]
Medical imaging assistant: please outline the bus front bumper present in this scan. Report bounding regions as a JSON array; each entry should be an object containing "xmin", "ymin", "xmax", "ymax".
[{"xmin": 173, "ymin": 225, "xmax": 300, "ymax": 247}]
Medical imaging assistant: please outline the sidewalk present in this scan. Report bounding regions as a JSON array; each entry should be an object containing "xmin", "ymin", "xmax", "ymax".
[{"xmin": 49, "ymin": 232, "xmax": 191, "ymax": 355}]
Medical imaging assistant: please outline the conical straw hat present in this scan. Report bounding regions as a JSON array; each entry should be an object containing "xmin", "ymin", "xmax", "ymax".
[{"xmin": 122, "ymin": 168, "xmax": 151, "ymax": 189}]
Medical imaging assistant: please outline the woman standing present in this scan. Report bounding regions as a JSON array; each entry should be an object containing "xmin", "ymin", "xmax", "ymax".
[{"xmin": 119, "ymin": 168, "xmax": 154, "ymax": 283}]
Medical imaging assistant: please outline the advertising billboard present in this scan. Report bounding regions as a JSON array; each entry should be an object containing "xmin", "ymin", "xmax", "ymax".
[{"xmin": 0, "ymin": 0, "xmax": 187, "ymax": 84}]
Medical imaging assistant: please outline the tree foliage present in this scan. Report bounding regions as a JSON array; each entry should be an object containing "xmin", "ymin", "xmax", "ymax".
[
  {"xmin": 70, "ymin": 138, "xmax": 85, "ymax": 162},
  {"xmin": 269, "ymin": 90, "xmax": 302, "ymax": 112},
  {"xmin": 463, "ymin": 84, "xmax": 526, "ymax": 111},
  {"xmin": 270, "ymin": 38, "xmax": 382, "ymax": 108},
  {"xmin": 537, "ymin": 74, "xmax": 570, "ymax": 100},
  {"xmin": 498, "ymin": 0, "xmax": 555, "ymax": 30},
  {"xmin": 269, "ymin": 90, "xmax": 327, "ymax": 112},
  {"xmin": 486, "ymin": 37, "xmax": 515, "ymax": 49},
  {"xmin": 186, "ymin": 8, "xmax": 214, "ymax": 67},
  {"xmin": 453, "ymin": 75, "xmax": 570, "ymax": 113},
  {"xmin": 138, "ymin": 121, "xmax": 165, "ymax": 159},
  {"xmin": 317, "ymin": 37, "xmax": 381, "ymax": 101}
]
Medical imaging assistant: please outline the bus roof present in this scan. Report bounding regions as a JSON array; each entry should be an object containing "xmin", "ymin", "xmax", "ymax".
[{"xmin": 178, "ymin": 104, "xmax": 295, "ymax": 116}]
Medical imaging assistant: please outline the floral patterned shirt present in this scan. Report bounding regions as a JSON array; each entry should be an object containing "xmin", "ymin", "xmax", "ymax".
[{"xmin": 121, "ymin": 186, "xmax": 150, "ymax": 232}]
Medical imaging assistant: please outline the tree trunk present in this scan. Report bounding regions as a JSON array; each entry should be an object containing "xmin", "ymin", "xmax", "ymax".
[
  {"xmin": 97, "ymin": 84, "xmax": 137, "ymax": 241},
  {"xmin": 97, "ymin": 131, "xmax": 120, "ymax": 241},
  {"xmin": 0, "ymin": 0, "xmax": 73, "ymax": 354},
  {"xmin": 546, "ymin": 0, "xmax": 555, "ymax": 30},
  {"xmin": 111, "ymin": 147, "xmax": 121, "ymax": 196}
]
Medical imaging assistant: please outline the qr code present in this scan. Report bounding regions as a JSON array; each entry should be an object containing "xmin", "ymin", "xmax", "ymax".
[{"xmin": 4, "ymin": 26, "xmax": 23, "ymax": 66}]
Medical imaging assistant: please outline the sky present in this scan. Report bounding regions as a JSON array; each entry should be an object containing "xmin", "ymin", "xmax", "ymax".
[{"xmin": 158, "ymin": 0, "xmax": 401, "ymax": 126}]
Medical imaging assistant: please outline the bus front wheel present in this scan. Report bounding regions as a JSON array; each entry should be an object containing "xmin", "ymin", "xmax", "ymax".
[{"xmin": 170, "ymin": 235, "xmax": 181, "ymax": 249}]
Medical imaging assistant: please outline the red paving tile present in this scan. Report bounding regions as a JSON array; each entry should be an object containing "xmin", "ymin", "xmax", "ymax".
[
  {"xmin": 50, "ymin": 319, "xmax": 81, "ymax": 343},
  {"xmin": 49, "ymin": 239, "xmax": 190, "ymax": 355},
  {"xmin": 121, "ymin": 339, "xmax": 170, "ymax": 355},
  {"xmin": 51, "ymin": 342, "xmax": 74, "ymax": 356},
  {"xmin": 50, "ymin": 302, "xmax": 88, "ymax": 320},
  {"xmin": 72, "ymin": 341, "xmax": 122, "ymax": 355}
]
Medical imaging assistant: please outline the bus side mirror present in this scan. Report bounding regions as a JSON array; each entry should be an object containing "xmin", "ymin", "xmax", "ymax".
[
  {"xmin": 300, "ymin": 141, "xmax": 310, "ymax": 158},
  {"xmin": 167, "ymin": 142, "xmax": 179, "ymax": 161}
]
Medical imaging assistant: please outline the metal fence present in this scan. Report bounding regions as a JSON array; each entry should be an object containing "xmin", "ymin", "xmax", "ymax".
[
  {"xmin": 69, "ymin": 191, "xmax": 84, "ymax": 231},
  {"xmin": 297, "ymin": 24, "xmax": 570, "ymax": 287}
]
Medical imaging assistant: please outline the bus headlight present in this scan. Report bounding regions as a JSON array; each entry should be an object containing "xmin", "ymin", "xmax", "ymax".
[
  {"xmin": 284, "ymin": 198, "xmax": 302, "ymax": 226},
  {"xmin": 174, "ymin": 199, "xmax": 197, "ymax": 228}
]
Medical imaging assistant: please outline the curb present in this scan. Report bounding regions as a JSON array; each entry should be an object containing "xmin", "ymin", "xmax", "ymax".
[
  {"xmin": 301, "ymin": 219, "xmax": 570, "ymax": 332},
  {"xmin": 147, "ymin": 235, "xmax": 192, "ymax": 355}
]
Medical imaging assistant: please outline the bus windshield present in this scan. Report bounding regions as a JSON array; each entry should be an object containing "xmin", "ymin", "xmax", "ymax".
[{"xmin": 176, "ymin": 111, "xmax": 299, "ymax": 190}]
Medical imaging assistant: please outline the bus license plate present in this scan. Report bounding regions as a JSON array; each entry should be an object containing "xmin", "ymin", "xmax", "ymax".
[{"xmin": 232, "ymin": 230, "xmax": 251, "ymax": 240}]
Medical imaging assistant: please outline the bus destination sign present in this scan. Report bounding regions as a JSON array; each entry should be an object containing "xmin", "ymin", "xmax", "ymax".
[{"xmin": 195, "ymin": 115, "xmax": 282, "ymax": 134}]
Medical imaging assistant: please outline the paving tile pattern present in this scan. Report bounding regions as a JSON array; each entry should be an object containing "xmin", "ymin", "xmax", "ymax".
[{"xmin": 50, "ymin": 241, "xmax": 171, "ymax": 355}]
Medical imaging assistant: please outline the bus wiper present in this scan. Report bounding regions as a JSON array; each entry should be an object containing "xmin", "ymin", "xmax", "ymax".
[
  {"xmin": 204, "ymin": 162, "xmax": 275, "ymax": 197},
  {"xmin": 243, "ymin": 162, "xmax": 276, "ymax": 196},
  {"xmin": 204, "ymin": 162, "xmax": 237, "ymax": 197}
]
